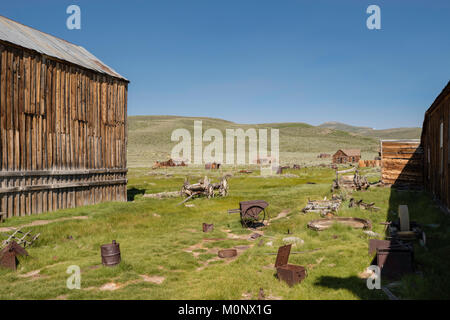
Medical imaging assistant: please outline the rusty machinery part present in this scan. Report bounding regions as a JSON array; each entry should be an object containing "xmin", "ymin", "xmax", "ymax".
[
  {"xmin": 307, "ymin": 217, "xmax": 372, "ymax": 231},
  {"xmin": 218, "ymin": 249, "xmax": 237, "ymax": 258},
  {"xmin": 101, "ymin": 240, "xmax": 121, "ymax": 267},
  {"xmin": 274, "ymin": 244, "xmax": 307, "ymax": 287},
  {"xmin": 0, "ymin": 241, "xmax": 28, "ymax": 271},
  {"xmin": 202, "ymin": 223, "xmax": 214, "ymax": 233}
]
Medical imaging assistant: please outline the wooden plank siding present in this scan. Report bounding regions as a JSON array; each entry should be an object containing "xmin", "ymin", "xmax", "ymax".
[
  {"xmin": 0, "ymin": 41, "xmax": 128, "ymax": 218},
  {"xmin": 422, "ymin": 82, "xmax": 449, "ymax": 213},
  {"xmin": 381, "ymin": 140, "xmax": 423, "ymax": 185}
]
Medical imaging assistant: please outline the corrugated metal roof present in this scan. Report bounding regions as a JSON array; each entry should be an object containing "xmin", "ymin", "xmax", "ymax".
[{"xmin": 0, "ymin": 15, "xmax": 127, "ymax": 81}]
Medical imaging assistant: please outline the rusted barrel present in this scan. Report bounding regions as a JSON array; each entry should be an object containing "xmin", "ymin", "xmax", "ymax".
[{"xmin": 101, "ymin": 240, "xmax": 121, "ymax": 267}]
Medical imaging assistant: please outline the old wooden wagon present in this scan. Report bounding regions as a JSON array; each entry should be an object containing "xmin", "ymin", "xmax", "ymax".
[
  {"xmin": 0, "ymin": 16, "xmax": 129, "ymax": 218},
  {"xmin": 421, "ymin": 81, "xmax": 449, "ymax": 213}
]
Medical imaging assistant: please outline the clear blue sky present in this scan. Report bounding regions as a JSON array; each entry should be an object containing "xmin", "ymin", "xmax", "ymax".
[{"xmin": 1, "ymin": 0, "xmax": 449, "ymax": 129}]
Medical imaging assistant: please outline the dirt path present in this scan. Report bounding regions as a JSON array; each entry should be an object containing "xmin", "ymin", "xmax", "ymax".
[{"xmin": 0, "ymin": 216, "xmax": 89, "ymax": 232}]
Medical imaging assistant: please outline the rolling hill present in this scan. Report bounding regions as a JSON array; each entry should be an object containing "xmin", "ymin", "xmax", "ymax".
[
  {"xmin": 127, "ymin": 116, "xmax": 421, "ymax": 167},
  {"xmin": 319, "ymin": 121, "xmax": 422, "ymax": 140}
]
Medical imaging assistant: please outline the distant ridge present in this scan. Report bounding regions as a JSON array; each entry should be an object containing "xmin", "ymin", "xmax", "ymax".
[{"xmin": 319, "ymin": 121, "xmax": 421, "ymax": 139}]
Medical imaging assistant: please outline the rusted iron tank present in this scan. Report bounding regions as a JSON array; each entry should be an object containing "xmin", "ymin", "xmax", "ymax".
[
  {"xmin": 101, "ymin": 240, "xmax": 121, "ymax": 267},
  {"xmin": 275, "ymin": 244, "xmax": 307, "ymax": 287},
  {"xmin": 368, "ymin": 239, "xmax": 414, "ymax": 279}
]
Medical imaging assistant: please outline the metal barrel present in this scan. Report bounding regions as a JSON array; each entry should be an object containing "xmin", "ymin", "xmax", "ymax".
[{"xmin": 101, "ymin": 240, "xmax": 121, "ymax": 267}]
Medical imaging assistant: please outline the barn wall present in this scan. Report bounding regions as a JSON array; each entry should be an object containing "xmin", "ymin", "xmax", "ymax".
[
  {"xmin": 381, "ymin": 140, "xmax": 423, "ymax": 185},
  {"xmin": 0, "ymin": 42, "xmax": 128, "ymax": 218},
  {"xmin": 422, "ymin": 90, "xmax": 449, "ymax": 211}
]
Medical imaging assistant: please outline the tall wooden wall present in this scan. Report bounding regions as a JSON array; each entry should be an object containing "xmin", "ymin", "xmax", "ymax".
[
  {"xmin": 422, "ymin": 83, "xmax": 449, "ymax": 212},
  {"xmin": 381, "ymin": 140, "xmax": 423, "ymax": 185},
  {"xmin": 0, "ymin": 41, "xmax": 128, "ymax": 218}
]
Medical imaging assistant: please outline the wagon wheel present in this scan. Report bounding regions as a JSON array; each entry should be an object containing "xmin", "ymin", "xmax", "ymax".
[{"xmin": 241, "ymin": 206, "xmax": 266, "ymax": 228}]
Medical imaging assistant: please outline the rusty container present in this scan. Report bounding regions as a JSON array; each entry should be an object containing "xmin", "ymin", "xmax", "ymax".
[
  {"xmin": 202, "ymin": 223, "xmax": 214, "ymax": 232},
  {"xmin": 218, "ymin": 249, "xmax": 237, "ymax": 258},
  {"xmin": 376, "ymin": 248, "xmax": 413, "ymax": 279},
  {"xmin": 275, "ymin": 244, "xmax": 307, "ymax": 287},
  {"xmin": 101, "ymin": 240, "xmax": 121, "ymax": 267}
]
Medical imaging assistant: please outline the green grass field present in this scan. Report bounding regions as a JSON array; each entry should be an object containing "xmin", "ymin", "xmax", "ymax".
[{"xmin": 0, "ymin": 165, "xmax": 449, "ymax": 300}]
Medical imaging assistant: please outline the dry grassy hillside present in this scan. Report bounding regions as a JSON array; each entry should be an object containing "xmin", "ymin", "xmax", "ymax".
[{"xmin": 127, "ymin": 116, "xmax": 387, "ymax": 167}]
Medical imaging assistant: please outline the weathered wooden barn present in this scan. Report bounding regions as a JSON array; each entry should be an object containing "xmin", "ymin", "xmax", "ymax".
[
  {"xmin": 421, "ymin": 81, "xmax": 449, "ymax": 212},
  {"xmin": 332, "ymin": 149, "xmax": 361, "ymax": 164},
  {"xmin": 0, "ymin": 16, "xmax": 129, "ymax": 218},
  {"xmin": 380, "ymin": 140, "xmax": 423, "ymax": 186}
]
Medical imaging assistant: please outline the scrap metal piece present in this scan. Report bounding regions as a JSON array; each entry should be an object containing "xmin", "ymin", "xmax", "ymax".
[
  {"xmin": 274, "ymin": 244, "xmax": 307, "ymax": 287},
  {"xmin": 101, "ymin": 240, "xmax": 121, "ymax": 267},
  {"xmin": 376, "ymin": 248, "xmax": 414, "ymax": 279},
  {"xmin": 307, "ymin": 217, "xmax": 372, "ymax": 231},
  {"xmin": 218, "ymin": 249, "xmax": 237, "ymax": 258},
  {"xmin": 202, "ymin": 223, "xmax": 214, "ymax": 233},
  {"xmin": 0, "ymin": 241, "xmax": 29, "ymax": 271}
]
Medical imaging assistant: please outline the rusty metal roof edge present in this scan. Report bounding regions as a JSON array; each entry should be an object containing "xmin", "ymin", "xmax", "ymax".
[{"xmin": 0, "ymin": 15, "xmax": 128, "ymax": 82}]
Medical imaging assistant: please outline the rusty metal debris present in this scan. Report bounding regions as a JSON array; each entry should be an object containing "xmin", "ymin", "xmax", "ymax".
[
  {"xmin": 218, "ymin": 249, "xmax": 237, "ymax": 258},
  {"xmin": 0, "ymin": 241, "xmax": 28, "ymax": 270},
  {"xmin": 101, "ymin": 240, "xmax": 121, "ymax": 267},
  {"xmin": 202, "ymin": 223, "xmax": 214, "ymax": 233},
  {"xmin": 228, "ymin": 200, "xmax": 269, "ymax": 228},
  {"xmin": 238, "ymin": 169, "xmax": 253, "ymax": 174},
  {"xmin": 275, "ymin": 244, "xmax": 307, "ymax": 287},
  {"xmin": 1, "ymin": 228, "xmax": 40, "ymax": 249},
  {"xmin": 301, "ymin": 198, "xmax": 341, "ymax": 215},
  {"xmin": 249, "ymin": 233, "xmax": 262, "ymax": 240},
  {"xmin": 307, "ymin": 217, "xmax": 372, "ymax": 231},
  {"xmin": 368, "ymin": 239, "xmax": 414, "ymax": 279},
  {"xmin": 349, "ymin": 198, "xmax": 380, "ymax": 211}
]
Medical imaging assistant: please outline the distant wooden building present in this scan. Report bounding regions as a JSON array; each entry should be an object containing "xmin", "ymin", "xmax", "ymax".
[
  {"xmin": 421, "ymin": 81, "xmax": 449, "ymax": 212},
  {"xmin": 332, "ymin": 149, "xmax": 361, "ymax": 164},
  {"xmin": 380, "ymin": 140, "xmax": 423, "ymax": 186},
  {"xmin": 205, "ymin": 162, "xmax": 220, "ymax": 170},
  {"xmin": 0, "ymin": 16, "xmax": 129, "ymax": 218}
]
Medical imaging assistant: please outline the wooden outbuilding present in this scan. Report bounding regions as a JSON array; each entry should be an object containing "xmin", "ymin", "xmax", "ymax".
[
  {"xmin": 380, "ymin": 140, "xmax": 423, "ymax": 186},
  {"xmin": 332, "ymin": 149, "xmax": 361, "ymax": 164},
  {"xmin": 421, "ymin": 81, "xmax": 449, "ymax": 212},
  {"xmin": 0, "ymin": 16, "xmax": 129, "ymax": 218}
]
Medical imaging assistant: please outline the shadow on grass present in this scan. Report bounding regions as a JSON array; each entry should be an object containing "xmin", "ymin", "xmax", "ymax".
[
  {"xmin": 127, "ymin": 187, "xmax": 146, "ymax": 201},
  {"xmin": 314, "ymin": 276, "xmax": 383, "ymax": 299}
]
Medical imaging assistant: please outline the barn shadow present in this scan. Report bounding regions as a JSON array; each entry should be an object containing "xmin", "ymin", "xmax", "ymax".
[
  {"xmin": 127, "ymin": 187, "xmax": 146, "ymax": 201},
  {"xmin": 313, "ymin": 146, "xmax": 439, "ymax": 299}
]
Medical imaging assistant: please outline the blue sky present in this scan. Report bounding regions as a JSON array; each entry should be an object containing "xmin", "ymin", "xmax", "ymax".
[{"xmin": 1, "ymin": 0, "xmax": 449, "ymax": 129}]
